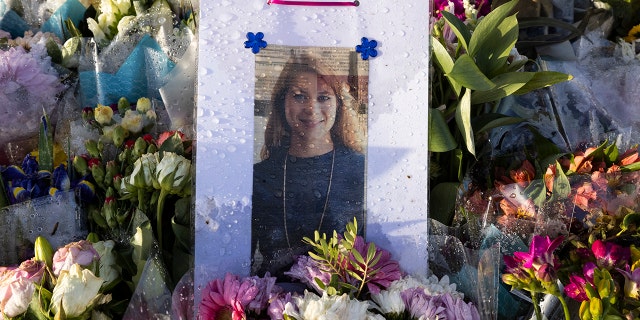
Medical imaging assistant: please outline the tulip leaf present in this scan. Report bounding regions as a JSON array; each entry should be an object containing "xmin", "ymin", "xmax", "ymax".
[
  {"xmin": 431, "ymin": 36, "xmax": 462, "ymax": 96},
  {"xmin": 621, "ymin": 161, "xmax": 640, "ymax": 172},
  {"xmin": 472, "ymin": 113, "xmax": 525, "ymax": 134},
  {"xmin": 468, "ymin": 0, "xmax": 519, "ymax": 76},
  {"xmin": 38, "ymin": 110, "xmax": 54, "ymax": 173},
  {"xmin": 429, "ymin": 108, "xmax": 457, "ymax": 152},
  {"xmin": 0, "ymin": 174, "xmax": 9, "ymax": 208},
  {"xmin": 471, "ymin": 72, "xmax": 534, "ymax": 104},
  {"xmin": 603, "ymin": 142, "xmax": 619, "ymax": 165},
  {"xmin": 447, "ymin": 54, "xmax": 495, "ymax": 91},
  {"xmin": 429, "ymin": 182, "xmax": 460, "ymax": 225},
  {"xmin": 455, "ymin": 88, "xmax": 475, "ymax": 157},
  {"xmin": 550, "ymin": 161, "xmax": 570, "ymax": 202},
  {"xmin": 513, "ymin": 71, "xmax": 573, "ymax": 95},
  {"xmin": 441, "ymin": 11, "xmax": 471, "ymax": 52},
  {"xmin": 524, "ymin": 180, "xmax": 547, "ymax": 208}
]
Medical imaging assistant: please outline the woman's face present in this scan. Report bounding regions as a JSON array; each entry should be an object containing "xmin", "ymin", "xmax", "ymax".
[{"xmin": 284, "ymin": 71, "xmax": 337, "ymax": 144}]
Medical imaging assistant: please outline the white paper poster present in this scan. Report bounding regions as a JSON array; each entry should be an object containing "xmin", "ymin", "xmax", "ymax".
[{"xmin": 195, "ymin": 0, "xmax": 430, "ymax": 303}]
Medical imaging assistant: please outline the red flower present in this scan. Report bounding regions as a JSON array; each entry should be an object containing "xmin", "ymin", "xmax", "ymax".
[
  {"xmin": 156, "ymin": 130, "xmax": 185, "ymax": 148},
  {"xmin": 124, "ymin": 139, "xmax": 136, "ymax": 149},
  {"xmin": 564, "ymin": 275, "xmax": 589, "ymax": 302},
  {"xmin": 142, "ymin": 134, "xmax": 155, "ymax": 144},
  {"xmin": 513, "ymin": 235, "xmax": 563, "ymax": 270},
  {"xmin": 591, "ymin": 240, "xmax": 629, "ymax": 269},
  {"xmin": 87, "ymin": 158, "xmax": 101, "ymax": 169}
]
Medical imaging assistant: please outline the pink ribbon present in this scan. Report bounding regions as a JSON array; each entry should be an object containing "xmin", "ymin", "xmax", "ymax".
[{"xmin": 267, "ymin": 0, "xmax": 359, "ymax": 6}]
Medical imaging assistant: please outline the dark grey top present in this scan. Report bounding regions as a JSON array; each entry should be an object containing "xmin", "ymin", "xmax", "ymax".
[{"xmin": 251, "ymin": 145, "xmax": 365, "ymax": 279}]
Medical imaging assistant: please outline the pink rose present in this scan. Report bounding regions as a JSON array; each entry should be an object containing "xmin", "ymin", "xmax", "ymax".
[
  {"xmin": 18, "ymin": 259, "xmax": 45, "ymax": 283},
  {"xmin": 0, "ymin": 269, "xmax": 35, "ymax": 318},
  {"xmin": 52, "ymin": 240, "xmax": 99, "ymax": 276}
]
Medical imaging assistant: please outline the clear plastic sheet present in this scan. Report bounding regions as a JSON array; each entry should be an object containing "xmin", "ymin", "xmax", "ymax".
[
  {"xmin": 0, "ymin": 191, "xmax": 87, "ymax": 265},
  {"xmin": 492, "ymin": 22, "xmax": 640, "ymax": 155},
  {"xmin": 429, "ymin": 219, "xmax": 530, "ymax": 320}
]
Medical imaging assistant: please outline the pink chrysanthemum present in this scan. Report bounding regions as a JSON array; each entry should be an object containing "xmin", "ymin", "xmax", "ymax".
[
  {"xmin": 0, "ymin": 46, "xmax": 63, "ymax": 107},
  {"xmin": 199, "ymin": 273, "xmax": 260, "ymax": 320},
  {"xmin": 285, "ymin": 256, "xmax": 332, "ymax": 293}
]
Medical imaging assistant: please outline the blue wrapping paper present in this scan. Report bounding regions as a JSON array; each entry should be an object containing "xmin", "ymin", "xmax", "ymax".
[
  {"xmin": 41, "ymin": 0, "xmax": 87, "ymax": 40},
  {"xmin": 0, "ymin": 0, "xmax": 30, "ymax": 38},
  {"xmin": 79, "ymin": 34, "xmax": 176, "ymax": 107}
]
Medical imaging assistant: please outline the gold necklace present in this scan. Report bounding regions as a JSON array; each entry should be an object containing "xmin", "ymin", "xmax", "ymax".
[{"xmin": 283, "ymin": 148, "xmax": 336, "ymax": 248}]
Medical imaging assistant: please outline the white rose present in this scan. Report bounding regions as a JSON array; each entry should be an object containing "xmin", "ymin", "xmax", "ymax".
[{"xmin": 52, "ymin": 264, "xmax": 104, "ymax": 317}]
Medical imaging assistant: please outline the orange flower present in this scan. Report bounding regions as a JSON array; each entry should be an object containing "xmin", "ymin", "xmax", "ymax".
[
  {"xmin": 509, "ymin": 160, "xmax": 536, "ymax": 187},
  {"xmin": 573, "ymin": 182, "xmax": 597, "ymax": 210},
  {"xmin": 618, "ymin": 148, "xmax": 639, "ymax": 166},
  {"xmin": 544, "ymin": 164, "xmax": 556, "ymax": 192}
]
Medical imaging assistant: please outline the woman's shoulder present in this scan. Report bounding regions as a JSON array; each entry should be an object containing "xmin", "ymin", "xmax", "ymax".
[
  {"xmin": 335, "ymin": 146, "xmax": 364, "ymax": 162},
  {"xmin": 254, "ymin": 148, "xmax": 286, "ymax": 172}
]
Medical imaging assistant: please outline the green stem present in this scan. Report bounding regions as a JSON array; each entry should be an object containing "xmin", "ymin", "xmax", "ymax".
[
  {"xmin": 557, "ymin": 295, "xmax": 571, "ymax": 320},
  {"xmin": 157, "ymin": 188, "xmax": 169, "ymax": 252},
  {"xmin": 531, "ymin": 291, "xmax": 542, "ymax": 320}
]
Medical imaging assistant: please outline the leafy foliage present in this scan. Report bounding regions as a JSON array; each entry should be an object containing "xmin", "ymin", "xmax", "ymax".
[{"xmin": 302, "ymin": 218, "xmax": 400, "ymax": 300}]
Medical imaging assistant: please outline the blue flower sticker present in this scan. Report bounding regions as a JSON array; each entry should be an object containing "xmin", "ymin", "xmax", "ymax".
[
  {"xmin": 356, "ymin": 37, "xmax": 378, "ymax": 60},
  {"xmin": 245, "ymin": 32, "xmax": 268, "ymax": 54}
]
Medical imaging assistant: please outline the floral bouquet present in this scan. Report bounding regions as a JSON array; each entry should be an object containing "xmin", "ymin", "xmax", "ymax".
[
  {"xmin": 199, "ymin": 219, "xmax": 481, "ymax": 320},
  {"xmin": 0, "ymin": 235, "xmax": 127, "ymax": 319},
  {"xmin": 76, "ymin": 0, "xmax": 197, "ymax": 130},
  {"xmin": 72, "ymin": 96, "xmax": 193, "ymax": 290}
]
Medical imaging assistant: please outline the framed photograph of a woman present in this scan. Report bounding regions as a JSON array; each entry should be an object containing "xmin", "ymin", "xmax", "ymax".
[{"xmin": 252, "ymin": 45, "xmax": 368, "ymax": 278}]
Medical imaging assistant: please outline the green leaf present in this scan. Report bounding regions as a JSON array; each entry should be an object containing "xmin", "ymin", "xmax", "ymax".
[
  {"xmin": 471, "ymin": 72, "xmax": 534, "ymax": 104},
  {"xmin": 603, "ymin": 142, "xmax": 619, "ymax": 165},
  {"xmin": 38, "ymin": 110, "xmax": 54, "ymax": 173},
  {"xmin": 441, "ymin": 11, "xmax": 471, "ymax": 51},
  {"xmin": 621, "ymin": 161, "xmax": 640, "ymax": 172},
  {"xmin": 158, "ymin": 132, "xmax": 185, "ymax": 156},
  {"xmin": 472, "ymin": 113, "xmax": 525, "ymax": 134},
  {"xmin": 351, "ymin": 249, "xmax": 366, "ymax": 265},
  {"xmin": 524, "ymin": 180, "xmax": 547, "ymax": 208},
  {"xmin": 61, "ymin": 37, "xmax": 81, "ymax": 68},
  {"xmin": 468, "ymin": 0, "xmax": 519, "ymax": 76},
  {"xmin": 431, "ymin": 36, "xmax": 462, "ymax": 96},
  {"xmin": 447, "ymin": 55, "xmax": 495, "ymax": 91},
  {"xmin": 429, "ymin": 182, "xmax": 460, "ymax": 225},
  {"xmin": 45, "ymin": 38, "xmax": 62, "ymax": 64},
  {"xmin": 618, "ymin": 213, "xmax": 640, "ymax": 235},
  {"xmin": 366, "ymin": 242, "xmax": 377, "ymax": 262},
  {"xmin": 455, "ymin": 88, "xmax": 475, "ymax": 157},
  {"xmin": 550, "ymin": 161, "xmax": 570, "ymax": 202},
  {"xmin": 513, "ymin": 71, "xmax": 573, "ymax": 95},
  {"xmin": 428, "ymin": 108, "xmax": 457, "ymax": 152},
  {"xmin": 0, "ymin": 174, "xmax": 9, "ymax": 208}
]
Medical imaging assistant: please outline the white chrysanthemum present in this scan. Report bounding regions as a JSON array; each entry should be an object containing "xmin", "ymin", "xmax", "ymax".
[{"xmin": 285, "ymin": 291, "xmax": 381, "ymax": 320}]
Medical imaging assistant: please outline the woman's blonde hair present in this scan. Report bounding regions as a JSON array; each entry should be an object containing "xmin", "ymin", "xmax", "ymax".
[{"xmin": 260, "ymin": 52, "xmax": 365, "ymax": 160}]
